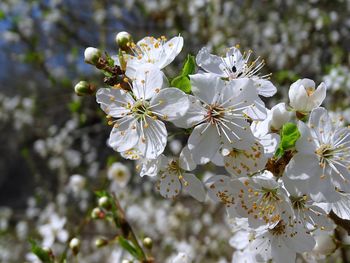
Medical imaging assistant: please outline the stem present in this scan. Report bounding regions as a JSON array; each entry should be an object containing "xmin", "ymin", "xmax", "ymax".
[{"xmin": 113, "ymin": 195, "xmax": 154, "ymax": 263}]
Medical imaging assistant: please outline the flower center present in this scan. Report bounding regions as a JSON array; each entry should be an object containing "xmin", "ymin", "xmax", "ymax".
[
  {"xmin": 306, "ymin": 87, "xmax": 315, "ymax": 96},
  {"xmin": 269, "ymin": 220, "xmax": 286, "ymax": 236},
  {"xmin": 261, "ymin": 187, "xmax": 280, "ymax": 202},
  {"xmin": 205, "ymin": 104, "xmax": 225, "ymax": 124},
  {"xmin": 132, "ymin": 100, "xmax": 151, "ymax": 118},
  {"xmin": 290, "ymin": 195, "xmax": 307, "ymax": 210},
  {"xmin": 316, "ymin": 144, "xmax": 334, "ymax": 164}
]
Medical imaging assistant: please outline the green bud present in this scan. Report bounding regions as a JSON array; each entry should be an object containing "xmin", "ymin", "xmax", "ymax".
[
  {"xmin": 98, "ymin": 196, "xmax": 110, "ymax": 209},
  {"xmin": 74, "ymin": 81, "xmax": 95, "ymax": 96},
  {"xmin": 115, "ymin": 31, "xmax": 133, "ymax": 51},
  {"xmin": 69, "ymin": 238, "xmax": 81, "ymax": 255},
  {"xmin": 95, "ymin": 238, "xmax": 108, "ymax": 248},
  {"xmin": 143, "ymin": 237, "xmax": 153, "ymax": 249},
  {"xmin": 84, "ymin": 47, "xmax": 102, "ymax": 65}
]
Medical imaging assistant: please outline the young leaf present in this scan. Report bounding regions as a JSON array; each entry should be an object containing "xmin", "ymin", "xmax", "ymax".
[
  {"xmin": 181, "ymin": 54, "xmax": 196, "ymax": 76},
  {"xmin": 118, "ymin": 236, "xmax": 143, "ymax": 260},
  {"xmin": 275, "ymin": 122, "xmax": 300, "ymax": 158},
  {"xmin": 170, "ymin": 54, "xmax": 196, "ymax": 94},
  {"xmin": 171, "ymin": 75, "xmax": 191, "ymax": 93},
  {"xmin": 280, "ymin": 123, "xmax": 300, "ymax": 150},
  {"xmin": 29, "ymin": 239, "xmax": 54, "ymax": 263}
]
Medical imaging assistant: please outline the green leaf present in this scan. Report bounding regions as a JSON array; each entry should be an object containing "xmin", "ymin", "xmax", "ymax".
[
  {"xmin": 181, "ymin": 55, "xmax": 196, "ymax": 76},
  {"xmin": 104, "ymin": 51, "xmax": 115, "ymax": 67},
  {"xmin": 29, "ymin": 239, "xmax": 54, "ymax": 263},
  {"xmin": 170, "ymin": 54, "xmax": 196, "ymax": 94},
  {"xmin": 171, "ymin": 75, "xmax": 191, "ymax": 93},
  {"xmin": 275, "ymin": 123, "xmax": 300, "ymax": 157},
  {"xmin": 118, "ymin": 236, "xmax": 143, "ymax": 260}
]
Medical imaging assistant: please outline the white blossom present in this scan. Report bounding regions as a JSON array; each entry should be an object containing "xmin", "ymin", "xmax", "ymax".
[
  {"xmin": 285, "ymin": 107, "xmax": 350, "ymax": 202},
  {"xmin": 196, "ymin": 46, "xmax": 277, "ymax": 97},
  {"xmin": 289, "ymin": 78, "xmax": 326, "ymax": 113},
  {"xmin": 96, "ymin": 64, "xmax": 189, "ymax": 159}
]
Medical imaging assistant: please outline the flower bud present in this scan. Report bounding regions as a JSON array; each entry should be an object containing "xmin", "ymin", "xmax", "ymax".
[
  {"xmin": 69, "ymin": 237, "xmax": 81, "ymax": 255},
  {"xmin": 289, "ymin": 78, "xmax": 326, "ymax": 113},
  {"xmin": 84, "ymin": 47, "xmax": 102, "ymax": 65},
  {"xmin": 143, "ymin": 237, "xmax": 153, "ymax": 249},
  {"xmin": 269, "ymin": 103, "xmax": 291, "ymax": 131},
  {"xmin": 95, "ymin": 238, "xmax": 108, "ymax": 248},
  {"xmin": 98, "ymin": 196, "xmax": 110, "ymax": 209},
  {"xmin": 121, "ymin": 260, "xmax": 132, "ymax": 263},
  {"xmin": 115, "ymin": 31, "xmax": 133, "ymax": 51},
  {"xmin": 74, "ymin": 81, "xmax": 96, "ymax": 96},
  {"xmin": 91, "ymin": 207, "xmax": 104, "ymax": 219}
]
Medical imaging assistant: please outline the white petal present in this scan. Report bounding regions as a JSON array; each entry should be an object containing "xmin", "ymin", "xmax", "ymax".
[
  {"xmin": 254, "ymin": 78, "xmax": 277, "ymax": 97},
  {"xmin": 271, "ymin": 239, "xmax": 296, "ymax": 263},
  {"xmin": 182, "ymin": 173, "xmax": 206, "ymax": 202},
  {"xmin": 309, "ymin": 174, "xmax": 340, "ymax": 203},
  {"xmin": 221, "ymin": 78, "xmax": 257, "ymax": 108},
  {"xmin": 124, "ymin": 58, "xmax": 140, "ymax": 79},
  {"xmin": 258, "ymin": 133, "xmax": 280, "ymax": 158},
  {"xmin": 96, "ymin": 88, "xmax": 134, "ymax": 118},
  {"xmin": 179, "ymin": 146, "xmax": 196, "ymax": 171},
  {"xmin": 187, "ymin": 123, "xmax": 221, "ymax": 164},
  {"xmin": 171, "ymin": 95, "xmax": 206, "ymax": 128},
  {"xmin": 289, "ymin": 79, "xmax": 310, "ymax": 111},
  {"xmin": 205, "ymin": 175, "xmax": 239, "ymax": 217},
  {"xmin": 284, "ymin": 224, "xmax": 316, "ymax": 253},
  {"xmin": 219, "ymin": 118, "xmax": 255, "ymax": 150},
  {"xmin": 139, "ymin": 157, "xmax": 161, "ymax": 177},
  {"xmin": 190, "ymin": 73, "xmax": 222, "ymax": 105},
  {"xmin": 157, "ymin": 36, "xmax": 184, "ymax": 68},
  {"xmin": 159, "ymin": 171, "xmax": 181, "ymax": 199},
  {"xmin": 244, "ymin": 96, "xmax": 267, "ymax": 121},
  {"xmin": 295, "ymin": 121, "xmax": 317, "ymax": 154},
  {"xmin": 309, "ymin": 107, "xmax": 333, "ymax": 143},
  {"xmin": 195, "ymin": 47, "xmax": 225, "ymax": 76},
  {"xmin": 132, "ymin": 64, "xmax": 164, "ymax": 100},
  {"xmin": 309, "ymin": 82, "xmax": 326, "ymax": 109},
  {"xmin": 150, "ymin": 88, "xmax": 189, "ymax": 121},
  {"xmin": 108, "ymin": 117, "xmax": 139, "ymax": 152},
  {"xmin": 269, "ymin": 102, "xmax": 292, "ymax": 130},
  {"xmin": 332, "ymin": 193, "xmax": 350, "ymax": 220},
  {"xmin": 138, "ymin": 117, "xmax": 167, "ymax": 159},
  {"xmin": 224, "ymin": 141, "xmax": 267, "ymax": 177},
  {"xmin": 284, "ymin": 153, "xmax": 322, "ymax": 180},
  {"xmin": 211, "ymin": 149, "xmax": 225, "ymax": 166},
  {"xmin": 229, "ymin": 230, "xmax": 250, "ymax": 250}
]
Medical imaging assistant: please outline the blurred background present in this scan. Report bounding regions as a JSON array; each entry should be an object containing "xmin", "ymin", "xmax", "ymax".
[{"xmin": 0, "ymin": 0, "xmax": 350, "ymax": 262}]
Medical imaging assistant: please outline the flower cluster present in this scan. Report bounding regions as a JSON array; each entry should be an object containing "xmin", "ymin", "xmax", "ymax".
[{"xmin": 82, "ymin": 32, "xmax": 350, "ymax": 262}]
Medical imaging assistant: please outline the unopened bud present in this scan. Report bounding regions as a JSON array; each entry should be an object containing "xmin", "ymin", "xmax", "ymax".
[
  {"xmin": 69, "ymin": 238, "xmax": 81, "ymax": 255},
  {"xmin": 115, "ymin": 31, "xmax": 133, "ymax": 51},
  {"xmin": 84, "ymin": 47, "xmax": 102, "ymax": 65},
  {"xmin": 98, "ymin": 196, "xmax": 110, "ymax": 209},
  {"xmin": 91, "ymin": 207, "xmax": 105, "ymax": 219},
  {"xmin": 74, "ymin": 81, "xmax": 96, "ymax": 96},
  {"xmin": 121, "ymin": 260, "xmax": 132, "ymax": 263},
  {"xmin": 95, "ymin": 238, "xmax": 108, "ymax": 248},
  {"xmin": 143, "ymin": 237, "xmax": 153, "ymax": 249}
]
